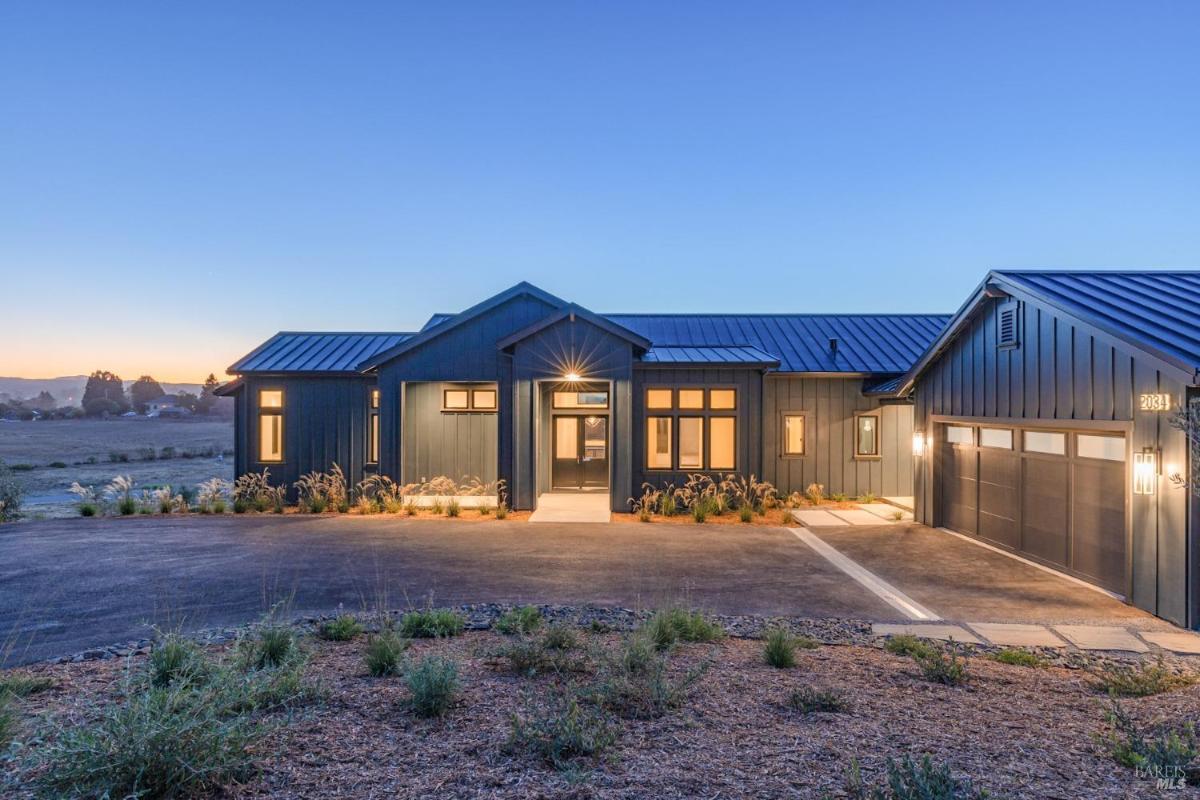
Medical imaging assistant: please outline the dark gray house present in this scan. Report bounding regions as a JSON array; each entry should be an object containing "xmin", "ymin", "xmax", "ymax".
[
  {"xmin": 219, "ymin": 282, "xmax": 945, "ymax": 513},
  {"xmin": 899, "ymin": 270, "xmax": 1200, "ymax": 628}
]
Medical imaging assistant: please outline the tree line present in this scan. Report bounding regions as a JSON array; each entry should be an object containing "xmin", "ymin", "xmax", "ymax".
[{"xmin": 0, "ymin": 372, "xmax": 232, "ymax": 419}]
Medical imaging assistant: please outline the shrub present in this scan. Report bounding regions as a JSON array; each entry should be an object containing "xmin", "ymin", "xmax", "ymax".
[
  {"xmin": 805, "ymin": 482, "xmax": 824, "ymax": 505},
  {"xmin": 858, "ymin": 492, "xmax": 878, "ymax": 503},
  {"xmin": 318, "ymin": 615, "xmax": 363, "ymax": 642},
  {"xmin": 0, "ymin": 463, "xmax": 23, "ymax": 523},
  {"xmin": 477, "ymin": 504, "xmax": 492, "ymax": 516},
  {"xmin": 109, "ymin": 451, "xmax": 130, "ymax": 463},
  {"xmin": 148, "ymin": 634, "xmax": 211, "ymax": 688},
  {"xmin": 914, "ymin": 640, "xmax": 969, "ymax": 686},
  {"xmin": 884, "ymin": 634, "xmax": 935, "ymax": 660},
  {"xmin": 0, "ymin": 671, "xmax": 54, "ymax": 698},
  {"xmin": 845, "ymin": 754, "xmax": 984, "ymax": 799},
  {"xmin": 47, "ymin": 461, "xmax": 67, "ymax": 469},
  {"xmin": 496, "ymin": 606, "xmax": 543, "ymax": 635},
  {"xmin": 496, "ymin": 502, "xmax": 509, "ymax": 519},
  {"xmin": 789, "ymin": 685, "xmax": 849, "ymax": 714},
  {"xmin": 1101, "ymin": 699, "xmax": 1198, "ymax": 779},
  {"xmin": 80, "ymin": 503, "xmax": 97, "ymax": 517},
  {"xmin": 543, "ymin": 624, "xmax": 578, "ymax": 651},
  {"xmin": 404, "ymin": 500, "xmax": 418, "ymax": 516},
  {"xmin": 364, "ymin": 630, "xmax": 408, "ymax": 677},
  {"xmin": 831, "ymin": 492, "xmax": 848, "ymax": 503},
  {"xmin": 241, "ymin": 627, "xmax": 296, "ymax": 670},
  {"xmin": 593, "ymin": 637, "xmax": 705, "ymax": 720},
  {"xmin": 736, "ymin": 504, "xmax": 753, "ymax": 523},
  {"xmin": 691, "ymin": 500, "xmax": 708, "ymax": 523},
  {"xmin": 507, "ymin": 695, "xmax": 618, "ymax": 770},
  {"xmin": 26, "ymin": 677, "xmax": 266, "ymax": 798},
  {"xmin": 641, "ymin": 608, "xmax": 724, "ymax": 651},
  {"xmin": 763, "ymin": 627, "xmax": 805, "ymax": 668},
  {"xmin": 1090, "ymin": 656, "xmax": 1198, "ymax": 697},
  {"xmin": 496, "ymin": 636, "xmax": 586, "ymax": 678},
  {"xmin": 0, "ymin": 695, "xmax": 13, "ymax": 747},
  {"xmin": 446, "ymin": 499, "xmax": 461, "ymax": 517},
  {"xmin": 990, "ymin": 648, "xmax": 1043, "ymax": 668},
  {"xmin": 405, "ymin": 656, "xmax": 459, "ymax": 717},
  {"xmin": 401, "ymin": 609, "xmax": 465, "ymax": 639}
]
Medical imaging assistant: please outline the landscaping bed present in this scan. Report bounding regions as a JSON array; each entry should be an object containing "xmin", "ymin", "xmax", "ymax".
[{"xmin": 4, "ymin": 608, "xmax": 1198, "ymax": 798}]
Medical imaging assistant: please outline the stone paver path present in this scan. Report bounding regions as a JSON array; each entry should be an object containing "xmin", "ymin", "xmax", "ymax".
[
  {"xmin": 1140, "ymin": 631, "xmax": 1200, "ymax": 655},
  {"xmin": 828, "ymin": 509, "xmax": 892, "ymax": 526},
  {"xmin": 790, "ymin": 509, "xmax": 845, "ymax": 527},
  {"xmin": 966, "ymin": 622, "xmax": 1067, "ymax": 648},
  {"xmin": 873, "ymin": 622, "xmax": 982, "ymax": 644},
  {"xmin": 1053, "ymin": 625, "xmax": 1149, "ymax": 653},
  {"xmin": 874, "ymin": 621, "xmax": 1200, "ymax": 655},
  {"xmin": 858, "ymin": 503, "xmax": 914, "ymax": 521}
]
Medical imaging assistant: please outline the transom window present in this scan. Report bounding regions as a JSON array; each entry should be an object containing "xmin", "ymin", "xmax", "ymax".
[
  {"xmin": 553, "ymin": 390, "xmax": 608, "ymax": 409},
  {"xmin": 441, "ymin": 384, "xmax": 498, "ymax": 413}
]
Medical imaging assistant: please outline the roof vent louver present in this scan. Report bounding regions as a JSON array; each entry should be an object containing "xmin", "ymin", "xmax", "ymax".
[
  {"xmin": 829, "ymin": 337, "xmax": 839, "ymax": 357},
  {"xmin": 997, "ymin": 301, "xmax": 1020, "ymax": 349}
]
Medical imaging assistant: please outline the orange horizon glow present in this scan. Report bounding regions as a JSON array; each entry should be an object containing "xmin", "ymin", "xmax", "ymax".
[{"xmin": 4, "ymin": 336, "xmax": 256, "ymax": 385}]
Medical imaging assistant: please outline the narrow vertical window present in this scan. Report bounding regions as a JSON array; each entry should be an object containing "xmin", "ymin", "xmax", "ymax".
[
  {"xmin": 678, "ymin": 417, "xmax": 704, "ymax": 469},
  {"xmin": 258, "ymin": 389, "xmax": 283, "ymax": 462},
  {"xmin": 368, "ymin": 389, "xmax": 380, "ymax": 464},
  {"xmin": 647, "ymin": 417, "xmax": 672, "ymax": 469},
  {"xmin": 709, "ymin": 417, "xmax": 735, "ymax": 469},
  {"xmin": 855, "ymin": 413, "xmax": 880, "ymax": 457}
]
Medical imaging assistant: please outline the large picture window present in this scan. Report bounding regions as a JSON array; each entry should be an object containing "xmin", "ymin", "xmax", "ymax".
[
  {"xmin": 643, "ymin": 386, "xmax": 737, "ymax": 470},
  {"xmin": 258, "ymin": 389, "xmax": 283, "ymax": 462}
]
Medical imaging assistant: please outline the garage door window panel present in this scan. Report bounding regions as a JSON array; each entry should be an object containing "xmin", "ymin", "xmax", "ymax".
[
  {"xmin": 946, "ymin": 425, "xmax": 974, "ymax": 446},
  {"xmin": 980, "ymin": 428, "xmax": 1013, "ymax": 449},
  {"xmin": 1076, "ymin": 434, "xmax": 1125, "ymax": 462},
  {"xmin": 1024, "ymin": 431, "xmax": 1066, "ymax": 455}
]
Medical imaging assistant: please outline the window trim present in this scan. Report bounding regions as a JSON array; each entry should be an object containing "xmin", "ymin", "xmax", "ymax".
[
  {"xmin": 646, "ymin": 416, "xmax": 673, "ymax": 471},
  {"xmin": 780, "ymin": 412, "xmax": 806, "ymax": 458},
  {"xmin": 257, "ymin": 388, "xmax": 284, "ymax": 463},
  {"xmin": 853, "ymin": 411, "xmax": 881, "ymax": 460}
]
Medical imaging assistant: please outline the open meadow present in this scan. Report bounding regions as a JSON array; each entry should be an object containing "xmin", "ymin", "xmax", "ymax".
[{"xmin": 0, "ymin": 417, "xmax": 233, "ymax": 518}]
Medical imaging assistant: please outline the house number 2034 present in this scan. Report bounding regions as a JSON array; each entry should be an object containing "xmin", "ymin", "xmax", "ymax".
[{"xmin": 1139, "ymin": 393, "xmax": 1172, "ymax": 412}]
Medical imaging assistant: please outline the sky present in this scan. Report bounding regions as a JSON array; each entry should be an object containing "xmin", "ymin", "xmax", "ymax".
[{"xmin": 2, "ymin": 1, "xmax": 1198, "ymax": 383}]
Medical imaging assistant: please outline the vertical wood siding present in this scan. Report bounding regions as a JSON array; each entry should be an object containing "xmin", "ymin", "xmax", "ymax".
[
  {"xmin": 401, "ymin": 382, "xmax": 498, "ymax": 485},
  {"xmin": 911, "ymin": 294, "xmax": 1193, "ymax": 626},
  {"xmin": 761, "ymin": 377, "xmax": 913, "ymax": 498}
]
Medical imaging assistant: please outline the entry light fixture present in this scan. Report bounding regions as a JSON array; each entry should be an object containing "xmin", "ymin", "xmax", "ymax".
[
  {"xmin": 911, "ymin": 431, "xmax": 926, "ymax": 457},
  {"xmin": 1133, "ymin": 447, "xmax": 1158, "ymax": 495},
  {"xmin": 564, "ymin": 372, "xmax": 581, "ymax": 382}
]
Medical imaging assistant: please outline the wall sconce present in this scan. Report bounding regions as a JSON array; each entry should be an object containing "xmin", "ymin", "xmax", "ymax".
[
  {"xmin": 912, "ymin": 431, "xmax": 926, "ymax": 457},
  {"xmin": 1133, "ymin": 447, "xmax": 1158, "ymax": 495}
]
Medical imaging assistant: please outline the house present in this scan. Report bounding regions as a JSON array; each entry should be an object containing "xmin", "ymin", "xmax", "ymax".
[
  {"xmin": 900, "ymin": 270, "xmax": 1200, "ymax": 629},
  {"xmin": 219, "ymin": 271, "xmax": 1200, "ymax": 628},
  {"xmin": 146, "ymin": 397, "xmax": 191, "ymax": 417}
]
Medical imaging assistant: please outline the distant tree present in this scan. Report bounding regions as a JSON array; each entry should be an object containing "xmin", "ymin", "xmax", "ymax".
[
  {"xmin": 129, "ymin": 375, "xmax": 166, "ymax": 414},
  {"xmin": 195, "ymin": 374, "xmax": 220, "ymax": 415},
  {"xmin": 25, "ymin": 391, "xmax": 56, "ymax": 412},
  {"xmin": 173, "ymin": 391, "xmax": 200, "ymax": 414},
  {"xmin": 81, "ymin": 371, "xmax": 129, "ymax": 416}
]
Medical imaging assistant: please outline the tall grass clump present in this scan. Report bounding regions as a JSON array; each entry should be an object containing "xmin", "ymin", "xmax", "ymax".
[
  {"xmin": 506, "ymin": 695, "xmax": 618, "ymax": 770},
  {"xmin": 763, "ymin": 627, "xmax": 815, "ymax": 668},
  {"xmin": 1101, "ymin": 699, "xmax": 1198, "ymax": 781},
  {"xmin": 317, "ymin": 615, "xmax": 363, "ymax": 642},
  {"xmin": 641, "ymin": 608, "xmax": 724, "ymax": 651},
  {"xmin": 844, "ymin": 755, "xmax": 986, "ymax": 799},
  {"xmin": 148, "ymin": 634, "xmax": 211, "ymax": 688},
  {"xmin": 496, "ymin": 606, "xmax": 543, "ymax": 635},
  {"xmin": 789, "ymin": 685, "xmax": 849, "ymax": 714},
  {"xmin": 913, "ymin": 640, "xmax": 969, "ymax": 686},
  {"xmin": 364, "ymin": 629, "xmax": 409, "ymax": 677},
  {"xmin": 592, "ymin": 634, "xmax": 706, "ymax": 720},
  {"xmin": 105, "ymin": 475, "xmax": 137, "ymax": 516},
  {"xmin": 405, "ymin": 656, "xmax": 459, "ymax": 717},
  {"xmin": 401, "ymin": 608, "xmax": 466, "ymax": 639},
  {"xmin": 1090, "ymin": 656, "xmax": 1198, "ymax": 697}
]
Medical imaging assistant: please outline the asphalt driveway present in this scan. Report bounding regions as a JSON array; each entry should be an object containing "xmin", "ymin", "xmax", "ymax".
[{"xmin": 0, "ymin": 516, "xmax": 890, "ymax": 664}]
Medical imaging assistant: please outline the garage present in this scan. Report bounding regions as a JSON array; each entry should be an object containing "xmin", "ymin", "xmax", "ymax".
[{"xmin": 938, "ymin": 423, "xmax": 1127, "ymax": 594}]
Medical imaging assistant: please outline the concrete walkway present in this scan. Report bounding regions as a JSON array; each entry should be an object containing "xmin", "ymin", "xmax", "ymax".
[
  {"xmin": 528, "ymin": 492, "xmax": 611, "ymax": 523},
  {"xmin": 873, "ymin": 621, "xmax": 1200, "ymax": 655}
]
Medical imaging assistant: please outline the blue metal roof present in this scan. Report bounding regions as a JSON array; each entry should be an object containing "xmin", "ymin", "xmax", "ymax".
[
  {"xmin": 608, "ymin": 314, "xmax": 950, "ymax": 373},
  {"xmin": 228, "ymin": 332, "xmax": 415, "ymax": 373},
  {"xmin": 420, "ymin": 313, "xmax": 455, "ymax": 331},
  {"xmin": 863, "ymin": 375, "xmax": 903, "ymax": 395},
  {"xmin": 994, "ymin": 270, "xmax": 1200, "ymax": 375},
  {"xmin": 642, "ymin": 345, "xmax": 781, "ymax": 366}
]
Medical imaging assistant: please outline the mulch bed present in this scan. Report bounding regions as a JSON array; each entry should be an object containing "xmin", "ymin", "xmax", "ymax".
[{"xmin": 7, "ymin": 625, "xmax": 1198, "ymax": 798}]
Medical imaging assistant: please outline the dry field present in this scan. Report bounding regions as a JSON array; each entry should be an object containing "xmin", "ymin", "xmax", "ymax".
[
  {"xmin": 3, "ymin": 618, "xmax": 1197, "ymax": 799},
  {"xmin": 0, "ymin": 417, "xmax": 233, "ymax": 518}
]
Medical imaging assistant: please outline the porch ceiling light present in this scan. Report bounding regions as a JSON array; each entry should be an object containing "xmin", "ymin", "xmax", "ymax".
[
  {"xmin": 1133, "ymin": 447, "xmax": 1157, "ymax": 495},
  {"xmin": 564, "ymin": 372, "xmax": 581, "ymax": 382}
]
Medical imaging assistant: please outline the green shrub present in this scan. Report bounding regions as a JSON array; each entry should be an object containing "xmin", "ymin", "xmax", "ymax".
[
  {"xmin": 496, "ymin": 636, "xmax": 586, "ymax": 678},
  {"xmin": 858, "ymin": 492, "xmax": 878, "ymax": 503},
  {"xmin": 592, "ymin": 636, "xmax": 705, "ymax": 720},
  {"xmin": 691, "ymin": 501, "xmax": 708, "ymax": 523},
  {"xmin": 401, "ymin": 608, "xmax": 466, "ymax": 639},
  {"xmin": 1101, "ymin": 699, "xmax": 1198, "ymax": 780},
  {"xmin": 507, "ymin": 695, "xmax": 618, "ymax": 770},
  {"xmin": 0, "ymin": 695, "xmax": 13, "ymax": 747},
  {"xmin": 364, "ymin": 630, "xmax": 408, "ymax": 677},
  {"xmin": 308, "ymin": 496, "xmax": 328, "ymax": 514},
  {"xmin": 641, "ymin": 608, "xmax": 724, "ymax": 651},
  {"xmin": 914, "ymin": 640, "xmax": 969, "ymax": 686},
  {"xmin": 430, "ymin": 499, "xmax": 444, "ymax": 515},
  {"xmin": 845, "ymin": 754, "xmax": 984, "ymax": 799},
  {"xmin": 79, "ymin": 503, "xmax": 98, "ymax": 517},
  {"xmin": 738, "ymin": 505, "xmax": 753, "ymax": 523},
  {"xmin": 240, "ymin": 627, "xmax": 296, "ymax": 670},
  {"xmin": 884, "ymin": 634, "xmax": 935, "ymax": 659},
  {"xmin": 543, "ymin": 624, "xmax": 578, "ymax": 651},
  {"xmin": 831, "ymin": 492, "xmax": 849, "ymax": 502},
  {"xmin": 404, "ymin": 500, "xmax": 418, "ymax": 516},
  {"xmin": 496, "ymin": 606, "xmax": 543, "ymax": 635},
  {"xmin": 478, "ymin": 505, "xmax": 492, "ymax": 516},
  {"xmin": 0, "ymin": 671, "xmax": 54, "ymax": 698},
  {"xmin": 1090, "ymin": 656, "xmax": 1198, "ymax": 697},
  {"xmin": 117, "ymin": 497, "xmax": 137, "ymax": 516},
  {"xmin": 788, "ymin": 685, "xmax": 849, "ymax": 714},
  {"xmin": 212, "ymin": 500, "xmax": 227, "ymax": 514},
  {"xmin": 317, "ymin": 615, "xmax": 363, "ymax": 642},
  {"xmin": 763, "ymin": 627, "xmax": 800, "ymax": 668},
  {"xmin": 26, "ymin": 678, "xmax": 266, "ymax": 798},
  {"xmin": 446, "ymin": 499, "xmax": 461, "ymax": 517},
  {"xmin": 148, "ymin": 635, "xmax": 211, "ymax": 688},
  {"xmin": 233, "ymin": 499, "xmax": 248, "ymax": 514},
  {"xmin": 47, "ymin": 461, "xmax": 67, "ymax": 469},
  {"xmin": 405, "ymin": 656, "xmax": 459, "ymax": 718},
  {"xmin": 990, "ymin": 648, "xmax": 1043, "ymax": 668}
]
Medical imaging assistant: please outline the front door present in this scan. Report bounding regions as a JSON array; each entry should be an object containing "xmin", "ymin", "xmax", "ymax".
[{"xmin": 552, "ymin": 415, "xmax": 609, "ymax": 490}]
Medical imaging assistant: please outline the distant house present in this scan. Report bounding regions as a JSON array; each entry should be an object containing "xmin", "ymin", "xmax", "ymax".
[{"xmin": 146, "ymin": 397, "xmax": 191, "ymax": 417}]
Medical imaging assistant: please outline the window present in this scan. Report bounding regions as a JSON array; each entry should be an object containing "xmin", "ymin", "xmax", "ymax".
[
  {"xmin": 678, "ymin": 417, "xmax": 704, "ymax": 469},
  {"xmin": 782, "ymin": 415, "xmax": 805, "ymax": 456},
  {"xmin": 946, "ymin": 426, "xmax": 973, "ymax": 445},
  {"xmin": 646, "ymin": 389, "xmax": 673, "ymax": 409},
  {"xmin": 368, "ymin": 389, "xmax": 380, "ymax": 464},
  {"xmin": 979, "ymin": 428, "xmax": 1012, "ymax": 449},
  {"xmin": 258, "ymin": 389, "xmax": 283, "ymax": 462},
  {"xmin": 709, "ymin": 389, "xmax": 736, "ymax": 410},
  {"xmin": 1077, "ymin": 434, "xmax": 1124, "ymax": 462},
  {"xmin": 647, "ymin": 417, "xmax": 672, "ymax": 469},
  {"xmin": 443, "ymin": 389, "xmax": 469, "ymax": 409},
  {"xmin": 997, "ymin": 300, "xmax": 1020, "ymax": 349},
  {"xmin": 553, "ymin": 391, "xmax": 608, "ymax": 409},
  {"xmin": 855, "ymin": 413, "xmax": 880, "ymax": 457},
  {"xmin": 678, "ymin": 389, "xmax": 705, "ymax": 409},
  {"xmin": 709, "ymin": 418, "xmax": 736, "ymax": 469},
  {"xmin": 472, "ymin": 389, "xmax": 497, "ymax": 410},
  {"xmin": 1024, "ymin": 430, "xmax": 1065, "ymax": 455}
]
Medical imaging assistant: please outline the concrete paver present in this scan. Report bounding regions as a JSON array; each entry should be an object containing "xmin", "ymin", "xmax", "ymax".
[
  {"xmin": 790, "ymin": 509, "xmax": 845, "ymax": 527},
  {"xmin": 1053, "ymin": 625, "xmax": 1149, "ymax": 652},
  {"xmin": 966, "ymin": 622, "xmax": 1067, "ymax": 648},
  {"xmin": 873, "ymin": 623, "xmax": 982, "ymax": 644},
  {"xmin": 829, "ymin": 509, "xmax": 893, "ymax": 526},
  {"xmin": 1139, "ymin": 630, "xmax": 1200, "ymax": 654},
  {"xmin": 858, "ymin": 503, "xmax": 913, "ymax": 521},
  {"xmin": 529, "ymin": 493, "xmax": 610, "ymax": 523}
]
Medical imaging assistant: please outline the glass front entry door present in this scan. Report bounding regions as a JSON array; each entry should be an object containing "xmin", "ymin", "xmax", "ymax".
[{"xmin": 552, "ymin": 415, "xmax": 609, "ymax": 490}]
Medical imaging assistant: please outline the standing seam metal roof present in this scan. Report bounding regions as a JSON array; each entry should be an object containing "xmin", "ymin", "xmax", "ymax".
[{"xmin": 228, "ymin": 332, "xmax": 415, "ymax": 373}]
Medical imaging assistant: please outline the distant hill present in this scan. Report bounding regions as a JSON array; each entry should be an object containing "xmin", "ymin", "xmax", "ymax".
[{"xmin": 0, "ymin": 376, "xmax": 206, "ymax": 407}]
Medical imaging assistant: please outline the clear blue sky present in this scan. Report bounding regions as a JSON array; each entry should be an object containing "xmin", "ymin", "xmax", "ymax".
[{"xmin": 3, "ymin": 1, "xmax": 1198, "ymax": 381}]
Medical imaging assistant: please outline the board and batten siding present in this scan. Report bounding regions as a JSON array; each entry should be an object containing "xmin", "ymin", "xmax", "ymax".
[
  {"xmin": 400, "ymin": 382, "xmax": 498, "ymax": 486},
  {"xmin": 761, "ymin": 376, "xmax": 913, "ymax": 498},
  {"xmin": 235, "ymin": 375, "xmax": 376, "ymax": 500},
  {"xmin": 912, "ymin": 293, "xmax": 1193, "ymax": 626}
]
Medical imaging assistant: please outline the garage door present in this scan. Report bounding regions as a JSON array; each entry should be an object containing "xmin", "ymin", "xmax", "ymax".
[{"xmin": 938, "ymin": 425, "xmax": 1127, "ymax": 594}]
